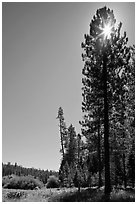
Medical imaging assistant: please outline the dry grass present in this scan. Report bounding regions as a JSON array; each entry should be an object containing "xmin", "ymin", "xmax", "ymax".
[
  {"xmin": 3, "ymin": 188, "xmax": 52, "ymax": 202},
  {"xmin": 2, "ymin": 187, "xmax": 78, "ymax": 202},
  {"xmin": 2, "ymin": 186, "xmax": 135, "ymax": 202}
]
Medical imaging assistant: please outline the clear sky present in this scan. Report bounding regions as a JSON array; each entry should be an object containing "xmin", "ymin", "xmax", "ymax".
[{"xmin": 2, "ymin": 2, "xmax": 135, "ymax": 171}]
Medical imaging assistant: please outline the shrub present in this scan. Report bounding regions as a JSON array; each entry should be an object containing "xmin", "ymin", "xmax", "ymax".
[
  {"xmin": 46, "ymin": 175, "xmax": 60, "ymax": 188},
  {"xmin": 2, "ymin": 176, "xmax": 10, "ymax": 187},
  {"xmin": 3, "ymin": 175, "xmax": 44, "ymax": 190},
  {"xmin": 2, "ymin": 175, "xmax": 18, "ymax": 187},
  {"xmin": 6, "ymin": 191, "xmax": 27, "ymax": 199}
]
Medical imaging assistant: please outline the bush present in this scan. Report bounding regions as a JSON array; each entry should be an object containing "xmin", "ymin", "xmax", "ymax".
[
  {"xmin": 2, "ymin": 176, "xmax": 11, "ymax": 187},
  {"xmin": 2, "ymin": 175, "xmax": 18, "ymax": 187},
  {"xmin": 6, "ymin": 191, "xmax": 27, "ymax": 199},
  {"xmin": 46, "ymin": 175, "xmax": 60, "ymax": 188},
  {"xmin": 3, "ymin": 175, "xmax": 44, "ymax": 190}
]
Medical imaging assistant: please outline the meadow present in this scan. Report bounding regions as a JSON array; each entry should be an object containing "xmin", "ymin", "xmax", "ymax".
[{"xmin": 2, "ymin": 186, "xmax": 135, "ymax": 202}]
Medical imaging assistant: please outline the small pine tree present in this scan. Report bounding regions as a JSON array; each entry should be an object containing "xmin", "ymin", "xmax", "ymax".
[{"xmin": 57, "ymin": 107, "xmax": 68, "ymax": 158}]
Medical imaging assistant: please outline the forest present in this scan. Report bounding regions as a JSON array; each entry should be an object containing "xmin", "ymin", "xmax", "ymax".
[
  {"xmin": 2, "ymin": 6, "xmax": 135, "ymax": 202},
  {"xmin": 2, "ymin": 162, "xmax": 58, "ymax": 184}
]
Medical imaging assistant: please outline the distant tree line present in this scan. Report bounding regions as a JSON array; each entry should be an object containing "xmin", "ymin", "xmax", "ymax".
[{"xmin": 2, "ymin": 162, "xmax": 58, "ymax": 184}]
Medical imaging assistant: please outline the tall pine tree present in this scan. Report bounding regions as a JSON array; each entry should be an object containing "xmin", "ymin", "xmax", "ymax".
[{"xmin": 81, "ymin": 6, "xmax": 133, "ymax": 198}]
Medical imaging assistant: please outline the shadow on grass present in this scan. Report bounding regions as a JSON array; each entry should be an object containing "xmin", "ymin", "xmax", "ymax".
[
  {"xmin": 49, "ymin": 188, "xmax": 102, "ymax": 202},
  {"xmin": 49, "ymin": 187, "xmax": 135, "ymax": 202}
]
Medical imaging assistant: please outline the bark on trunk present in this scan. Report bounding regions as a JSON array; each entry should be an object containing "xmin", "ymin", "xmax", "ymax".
[
  {"xmin": 59, "ymin": 118, "xmax": 65, "ymax": 158},
  {"xmin": 78, "ymin": 134, "xmax": 81, "ymax": 194},
  {"xmin": 122, "ymin": 152, "xmax": 127, "ymax": 189},
  {"xmin": 97, "ymin": 117, "xmax": 102, "ymax": 188},
  {"xmin": 103, "ymin": 50, "xmax": 111, "ymax": 198}
]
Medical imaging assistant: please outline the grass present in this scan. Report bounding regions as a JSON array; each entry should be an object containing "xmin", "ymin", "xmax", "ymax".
[
  {"xmin": 2, "ymin": 186, "xmax": 135, "ymax": 202},
  {"xmin": 110, "ymin": 188, "xmax": 135, "ymax": 202},
  {"xmin": 2, "ymin": 188, "xmax": 56, "ymax": 202},
  {"xmin": 48, "ymin": 187, "xmax": 135, "ymax": 202},
  {"xmin": 2, "ymin": 187, "xmax": 78, "ymax": 202}
]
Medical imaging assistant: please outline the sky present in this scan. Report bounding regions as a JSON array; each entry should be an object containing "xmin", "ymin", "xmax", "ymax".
[{"xmin": 2, "ymin": 2, "xmax": 135, "ymax": 171}]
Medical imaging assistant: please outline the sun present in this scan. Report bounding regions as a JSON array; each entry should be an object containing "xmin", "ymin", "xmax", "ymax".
[{"xmin": 101, "ymin": 24, "xmax": 113, "ymax": 39}]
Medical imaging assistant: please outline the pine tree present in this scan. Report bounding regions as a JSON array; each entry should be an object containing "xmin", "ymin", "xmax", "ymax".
[
  {"xmin": 65, "ymin": 124, "xmax": 77, "ymax": 166},
  {"xmin": 57, "ymin": 107, "xmax": 67, "ymax": 158},
  {"xmin": 81, "ymin": 6, "xmax": 133, "ymax": 198},
  {"xmin": 64, "ymin": 124, "xmax": 78, "ymax": 187},
  {"xmin": 57, "ymin": 109, "xmax": 78, "ymax": 187}
]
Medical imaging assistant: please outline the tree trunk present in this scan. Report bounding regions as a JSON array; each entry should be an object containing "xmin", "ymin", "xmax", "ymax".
[
  {"xmin": 122, "ymin": 152, "xmax": 127, "ymax": 189},
  {"xmin": 78, "ymin": 134, "xmax": 81, "ymax": 193},
  {"xmin": 114, "ymin": 132, "xmax": 118, "ymax": 187},
  {"xmin": 59, "ymin": 118, "xmax": 65, "ymax": 158},
  {"xmin": 121, "ymin": 110, "xmax": 127, "ymax": 189},
  {"xmin": 97, "ymin": 116, "xmax": 102, "ymax": 188},
  {"xmin": 103, "ymin": 50, "xmax": 111, "ymax": 199}
]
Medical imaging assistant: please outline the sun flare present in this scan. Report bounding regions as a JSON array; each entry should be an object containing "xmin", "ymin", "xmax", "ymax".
[{"xmin": 102, "ymin": 24, "xmax": 113, "ymax": 39}]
